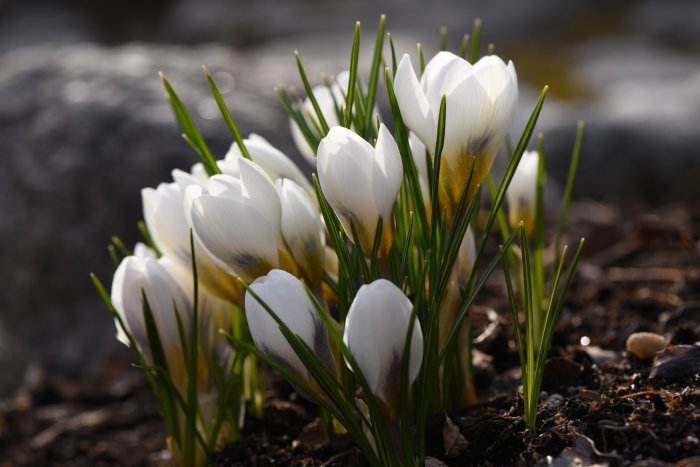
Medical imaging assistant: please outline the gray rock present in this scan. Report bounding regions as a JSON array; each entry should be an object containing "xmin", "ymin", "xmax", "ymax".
[{"xmin": 0, "ymin": 42, "xmax": 302, "ymax": 381}]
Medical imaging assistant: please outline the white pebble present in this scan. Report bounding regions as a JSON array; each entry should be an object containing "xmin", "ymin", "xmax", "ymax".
[{"xmin": 626, "ymin": 332, "xmax": 667, "ymax": 360}]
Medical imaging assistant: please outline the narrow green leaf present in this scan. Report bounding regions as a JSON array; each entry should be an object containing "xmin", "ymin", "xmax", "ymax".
[
  {"xmin": 108, "ymin": 245, "xmax": 120, "ymax": 267},
  {"xmin": 469, "ymin": 18, "xmax": 482, "ymax": 63},
  {"xmin": 111, "ymin": 236, "xmax": 131, "ymax": 258},
  {"xmin": 397, "ymin": 212, "xmax": 414, "ymax": 290},
  {"xmin": 555, "ymin": 121, "xmax": 584, "ymax": 258},
  {"xmin": 344, "ymin": 22, "xmax": 361, "ymax": 128},
  {"xmin": 137, "ymin": 220, "xmax": 162, "ymax": 258},
  {"xmin": 388, "ymin": 33, "xmax": 398, "ymax": 77},
  {"xmin": 160, "ymin": 72, "xmax": 219, "ymax": 176},
  {"xmin": 417, "ymin": 43, "xmax": 425, "ymax": 74},
  {"xmin": 439, "ymin": 26, "xmax": 448, "ymax": 51},
  {"xmin": 384, "ymin": 67, "xmax": 429, "ymax": 246},
  {"xmin": 203, "ymin": 66, "xmax": 251, "ymax": 160},
  {"xmin": 276, "ymin": 86, "xmax": 320, "ymax": 156},
  {"xmin": 500, "ymin": 246, "xmax": 525, "ymax": 370},
  {"xmin": 184, "ymin": 230, "xmax": 200, "ymax": 466},
  {"xmin": 295, "ymin": 52, "xmax": 331, "ymax": 135},
  {"xmin": 362, "ymin": 14, "xmax": 386, "ymax": 136},
  {"xmin": 459, "ymin": 34, "xmax": 470, "ymax": 59}
]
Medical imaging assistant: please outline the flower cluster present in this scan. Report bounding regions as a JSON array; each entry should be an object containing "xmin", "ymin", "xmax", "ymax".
[{"xmin": 97, "ymin": 17, "xmax": 584, "ymax": 466}]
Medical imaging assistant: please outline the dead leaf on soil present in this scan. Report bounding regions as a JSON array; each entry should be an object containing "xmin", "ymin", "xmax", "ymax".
[
  {"xmin": 294, "ymin": 418, "xmax": 327, "ymax": 451},
  {"xmin": 425, "ymin": 456, "xmax": 448, "ymax": 467},
  {"xmin": 548, "ymin": 432, "xmax": 622, "ymax": 467},
  {"xmin": 442, "ymin": 414, "xmax": 468, "ymax": 458}
]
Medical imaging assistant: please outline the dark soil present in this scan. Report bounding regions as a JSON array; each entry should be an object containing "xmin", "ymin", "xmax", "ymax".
[{"xmin": 2, "ymin": 201, "xmax": 700, "ymax": 466}]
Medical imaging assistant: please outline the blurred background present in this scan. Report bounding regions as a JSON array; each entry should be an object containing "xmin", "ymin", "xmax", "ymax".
[{"xmin": 0, "ymin": 0, "xmax": 698, "ymax": 395}]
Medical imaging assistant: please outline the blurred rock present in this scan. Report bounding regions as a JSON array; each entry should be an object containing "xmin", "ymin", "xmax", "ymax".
[{"xmin": 0, "ymin": 42, "xmax": 310, "ymax": 382}]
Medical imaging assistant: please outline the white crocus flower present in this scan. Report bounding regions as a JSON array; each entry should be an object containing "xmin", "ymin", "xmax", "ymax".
[
  {"xmin": 505, "ymin": 150, "xmax": 540, "ymax": 235},
  {"xmin": 224, "ymin": 134, "xmax": 315, "ymax": 200},
  {"xmin": 142, "ymin": 171, "xmax": 244, "ymax": 304},
  {"xmin": 186, "ymin": 157, "xmax": 293, "ymax": 283},
  {"xmin": 317, "ymin": 124, "xmax": 403, "ymax": 257},
  {"xmin": 277, "ymin": 179, "xmax": 325, "ymax": 286},
  {"xmin": 111, "ymin": 255, "xmax": 192, "ymax": 375},
  {"xmin": 245, "ymin": 269, "xmax": 335, "ymax": 387},
  {"xmin": 343, "ymin": 279, "xmax": 423, "ymax": 416},
  {"xmin": 394, "ymin": 51, "xmax": 518, "ymax": 214}
]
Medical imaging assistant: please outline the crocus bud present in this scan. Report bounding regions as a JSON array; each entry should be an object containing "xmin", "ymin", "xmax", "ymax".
[
  {"xmin": 186, "ymin": 158, "xmax": 289, "ymax": 283},
  {"xmin": 142, "ymin": 171, "xmax": 243, "ymax": 304},
  {"xmin": 111, "ymin": 255, "xmax": 192, "ymax": 370},
  {"xmin": 343, "ymin": 279, "xmax": 423, "ymax": 416},
  {"xmin": 245, "ymin": 269, "xmax": 335, "ymax": 386},
  {"xmin": 453, "ymin": 225, "xmax": 477, "ymax": 288},
  {"xmin": 225, "ymin": 134, "xmax": 315, "ymax": 200},
  {"xmin": 317, "ymin": 124, "xmax": 402, "ymax": 257},
  {"xmin": 394, "ymin": 52, "xmax": 518, "ymax": 215},
  {"xmin": 277, "ymin": 179, "xmax": 325, "ymax": 286},
  {"xmin": 505, "ymin": 150, "xmax": 539, "ymax": 235}
]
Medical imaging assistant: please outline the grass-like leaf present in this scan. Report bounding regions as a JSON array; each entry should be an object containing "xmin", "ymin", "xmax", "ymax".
[
  {"xmin": 469, "ymin": 18, "xmax": 482, "ymax": 64},
  {"xmin": 160, "ymin": 72, "xmax": 220, "ymax": 176},
  {"xmin": 203, "ymin": 66, "xmax": 250, "ymax": 160},
  {"xmin": 344, "ymin": 22, "xmax": 361, "ymax": 128},
  {"xmin": 362, "ymin": 15, "xmax": 386, "ymax": 138},
  {"xmin": 295, "ymin": 52, "xmax": 331, "ymax": 135}
]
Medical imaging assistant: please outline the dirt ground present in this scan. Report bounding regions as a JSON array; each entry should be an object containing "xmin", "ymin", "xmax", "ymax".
[{"xmin": 2, "ymin": 201, "xmax": 699, "ymax": 466}]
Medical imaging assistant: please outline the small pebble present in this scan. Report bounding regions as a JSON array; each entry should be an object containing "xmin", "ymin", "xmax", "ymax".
[
  {"xmin": 626, "ymin": 332, "xmax": 668, "ymax": 360},
  {"xmin": 546, "ymin": 393, "xmax": 564, "ymax": 404}
]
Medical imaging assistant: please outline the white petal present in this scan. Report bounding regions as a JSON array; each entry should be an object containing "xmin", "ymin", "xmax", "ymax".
[
  {"xmin": 310, "ymin": 85, "xmax": 342, "ymax": 128},
  {"xmin": 422, "ymin": 52, "xmax": 472, "ymax": 115},
  {"xmin": 142, "ymin": 183, "xmax": 191, "ymax": 262},
  {"xmin": 111, "ymin": 256, "xmax": 192, "ymax": 358},
  {"xmin": 372, "ymin": 124, "xmax": 403, "ymax": 220},
  {"xmin": 172, "ymin": 168, "xmax": 203, "ymax": 189},
  {"xmin": 394, "ymin": 54, "xmax": 436, "ymax": 152},
  {"xmin": 472, "ymin": 55, "xmax": 511, "ymax": 101},
  {"xmin": 133, "ymin": 243, "xmax": 156, "ymax": 259},
  {"xmin": 190, "ymin": 194, "xmax": 279, "ymax": 280},
  {"xmin": 506, "ymin": 150, "xmax": 539, "ymax": 223},
  {"xmin": 189, "ymin": 163, "xmax": 210, "ymax": 184},
  {"xmin": 277, "ymin": 179, "xmax": 325, "ymax": 279},
  {"xmin": 237, "ymin": 158, "xmax": 283, "ymax": 234},
  {"xmin": 290, "ymin": 116, "xmax": 317, "ymax": 165},
  {"xmin": 344, "ymin": 279, "xmax": 423, "ymax": 408},
  {"xmin": 317, "ymin": 127, "xmax": 376, "ymax": 227},
  {"xmin": 243, "ymin": 137, "xmax": 315, "ymax": 199},
  {"xmin": 442, "ymin": 73, "xmax": 493, "ymax": 162},
  {"xmin": 183, "ymin": 184, "xmax": 203, "ymax": 229},
  {"xmin": 245, "ymin": 270, "xmax": 334, "ymax": 378}
]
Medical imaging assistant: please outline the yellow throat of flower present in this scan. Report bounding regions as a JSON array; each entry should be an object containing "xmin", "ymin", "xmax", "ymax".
[{"xmin": 438, "ymin": 149, "xmax": 496, "ymax": 223}]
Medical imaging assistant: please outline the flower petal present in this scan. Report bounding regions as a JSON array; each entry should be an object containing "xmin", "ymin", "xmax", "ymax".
[
  {"xmin": 372, "ymin": 124, "xmax": 403, "ymax": 220},
  {"xmin": 394, "ymin": 54, "xmax": 436, "ymax": 152}
]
